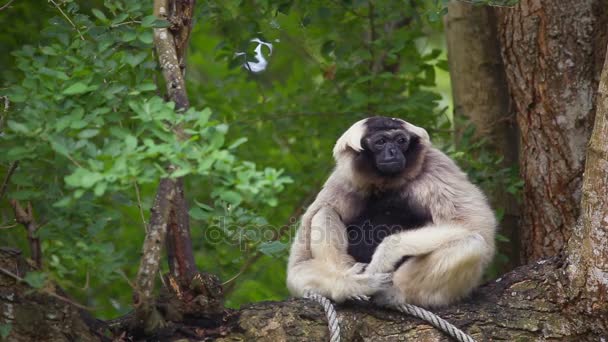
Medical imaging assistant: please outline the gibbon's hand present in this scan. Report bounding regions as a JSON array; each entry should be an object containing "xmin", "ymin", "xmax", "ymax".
[
  {"xmin": 364, "ymin": 235, "xmax": 403, "ymax": 275},
  {"xmin": 334, "ymin": 262, "xmax": 393, "ymax": 301}
]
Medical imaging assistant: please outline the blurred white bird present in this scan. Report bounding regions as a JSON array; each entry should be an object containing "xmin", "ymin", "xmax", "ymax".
[{"xmin": 235, "ymin": 38, "xmax": 273, "ymax": 73}]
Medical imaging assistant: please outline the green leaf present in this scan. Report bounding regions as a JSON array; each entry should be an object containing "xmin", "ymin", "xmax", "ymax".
[
  {"xmin": 219, "ymin": 190, "xmax": 242, "ymax": 205},
  {"xmin": 138, "ymin": 31, "xmax": 154, "ymax": 44},
  {"xmin": 151, "ymin": 19, "xmax": 171, "ymax": 28},
  {"xmin": 111, "ymin": 13, "xmax": 129, "ymax": 25},
  {"xmin": 228, "ymin": 137, "xmax": 248, "ymax": 149},
  {"xmin": 140, "ymin": 15, "xmax": 157, "ymax": 27},
  {"xmin": 258, "ymin": 241, "xmax": 287, "ymax": 256},
  {"xmin": 63, "ymin": 82, "xmax": 90, "ymax": 95},
  {"xmin": 122, "ymin": 30, "xmax": 137, "ymax": 42},
  {"xmin": 91, "ymin": 8, "xmax": 107, "ymax": 21},
  {"xmin": 496, "ymin": 233, "xmax": 510, "ymax": 243},
  {"xmin": 125, "ymin": 133, "xmax": 136, "ymax": 147},
  {"xmin": 136, "ymin": 83, "xmax": 156, "ymax": 92},
  {"xmin": 23, "ymin": 271, "xmax": 46, "ymax": 289},
  {"xmin": 48, "ymin": 136, "xmax": 70, "ymax": 157},
  {"xmin": 189, "ymin": 207, "xmax": 208, "ymax": 220},
  {"xmin": 78, "ymin": 129, "xmax": 100, "ymax": 139},
  {"xmin": 65, "ymin": 168, "xmax": 103, "ymax": 189},
  {"xmin": 94, "ymin": 182, "xmax": 107, "ymax": 196},
  {"xmin": 7, "ymin": 120, "xmax": 28, "ymax": 134}
]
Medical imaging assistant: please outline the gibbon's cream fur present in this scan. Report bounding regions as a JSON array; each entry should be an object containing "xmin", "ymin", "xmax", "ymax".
[{"xmin": 287, "ymin": 117, "xmax": 496, "ymax": 307}]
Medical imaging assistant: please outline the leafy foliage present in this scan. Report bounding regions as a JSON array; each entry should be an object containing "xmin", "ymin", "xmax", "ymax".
[
  {"xmin": 1, "ymin": 0, "xmax": 290, "ymax": 317},
  {"xmin": 0, "ymin": 0, "xmax": 520, "ymax": 318}
]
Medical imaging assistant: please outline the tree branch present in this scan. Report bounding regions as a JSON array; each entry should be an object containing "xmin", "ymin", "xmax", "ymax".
[
  {"xmin": 0, "ymin": 161, "xmax": 18, "ymax": 200},
  {"xmin": 133, "ymin": 178, "xmax": 176, "ymax": 332},
  {"xmin": 151, "ymin": 0, "xmax": 198, "ymax": 287},
  {"xmin": 9, "ymin": 199, "xmax": 42, "ymax": 268}
]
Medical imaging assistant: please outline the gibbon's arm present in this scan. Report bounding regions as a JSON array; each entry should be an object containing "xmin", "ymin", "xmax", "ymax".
[
  {"xmin": 287, "ymin": 202, "xmax": 392, "ymax": 302},
  {"xmin": 365, "ymin": 152, "xmax": 496, "ymax": 275},
  {"xmin": 365, "ymin": 224, "xmax": 487, "ymax": 274}
]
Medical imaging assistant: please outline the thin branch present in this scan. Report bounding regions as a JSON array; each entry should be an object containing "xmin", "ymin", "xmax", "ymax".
[
  {"xmin": 133, "ymin": 181, "xmax": 148, "ymax": 232},
  {"xmin": 48, "ymin": 0, "xmax": 85, "ymax": 40},
  {"xmin": 0, "ymin": 266, "xmax": 91, "ymax": 311},
  {"xmin": 0, "ymin": 0, "xmax": 15, "ymax": 11},
  {"xmin": 0, "ymin": 96, "xmax": 9, "ymax": 131},
  {"xmin": 454, "ymin": 0, "xmax": 517, "ymax": 8},
  {"xmin": 110, "ymin": 20, "xmax": 141, "ymax": 28},
  {"xmin": 0, "ymin": 161, "xmax": 18, "ymax": 200},
  {"xmin": 223, "ymin": 187, "xmax": 321, "ymax": 293},
  {"xmin": 0, "ymin": 223, "xmax": 17, "ymax": 229}
]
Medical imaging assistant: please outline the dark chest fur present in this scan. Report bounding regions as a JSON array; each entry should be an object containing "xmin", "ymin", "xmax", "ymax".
[{"xmin": 345, "ymin": 191, "xmax": 432, "ymax": 264}]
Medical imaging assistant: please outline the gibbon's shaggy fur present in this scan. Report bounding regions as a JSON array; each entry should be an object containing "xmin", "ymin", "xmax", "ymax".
[{"xmin": 287, "ymin": 116, "xmax": 496, "ymax": 308}]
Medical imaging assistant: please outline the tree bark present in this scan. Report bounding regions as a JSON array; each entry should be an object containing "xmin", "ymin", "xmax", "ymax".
[
  {"xmin": 445, "ymin": 0, "xmax": 520, "ymax": 270},
  {"xmin": 565, "ymin": 42, "xmax": 608, "ymax": 315},
  {"xmin": 6, "ymin": 250, "xmax": 608, "ymax": 341},
  {"xmin": 218, "ymin": 259, "xmax": 607, "ymax": 341},
  {"xmin": 496, "ymin": 0, "xmax": 608, "ymax": 263},
  {"xmin": 151, "ymin": 0, "xmax": 198, "ymax": 286}
]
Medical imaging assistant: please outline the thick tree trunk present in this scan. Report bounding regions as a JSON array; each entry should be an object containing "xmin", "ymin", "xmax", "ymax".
[
  {"xmin": 565, "ymin": 41, "xmax": 608, "ymax": 315},
  {"xmin": 444, "ymin": 0, "xmax": 520, "ymax": 270},
  {"xmin": 496, "ymin": 0, "xmax": 608, "ymax": 263}
]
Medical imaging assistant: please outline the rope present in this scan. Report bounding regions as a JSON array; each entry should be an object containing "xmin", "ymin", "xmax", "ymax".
[
  {"xmin": 396, "ymin": 303, "xmax": 476, "ymax": 342},
  {"xmin": 304, "ymin": 292, "xmax": 341, "ymax": 342},
  {"xmin": 305, "ymin": 292, "xmax": 476, "ymax": 342}
]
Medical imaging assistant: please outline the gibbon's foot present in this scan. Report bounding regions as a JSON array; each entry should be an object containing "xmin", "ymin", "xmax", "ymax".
[
  {"xmin": 372, "ymin": 287, "xmax": 406, "ymax": 307},
  {"xmin": 332, "ymin": 265, "xmax": 392, "ymax": 302}
]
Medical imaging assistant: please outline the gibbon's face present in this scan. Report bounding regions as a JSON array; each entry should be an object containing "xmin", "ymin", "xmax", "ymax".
[
  {"xmin": 363, "ymin": 129, "xmax": 410, "ymax": 175},
  {"xmin": 356, "ymin": 116, "xmax": 423, "ymax": 177}
]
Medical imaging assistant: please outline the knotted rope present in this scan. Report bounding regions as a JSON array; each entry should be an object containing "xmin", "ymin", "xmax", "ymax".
[{"xmin": 305, "ymin": 292, "xmax": 476, "ymax": 342}]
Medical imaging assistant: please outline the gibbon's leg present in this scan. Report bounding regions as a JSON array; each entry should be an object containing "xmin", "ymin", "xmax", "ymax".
[
  {"xmin": 287, "ymin": 207, "xmax": 392, "ymax": 302},
  {"xmin": 372, "ymin": 232, "xmax": 490, "ymax": 307},
  {"xmin": 364, "ymin": 224, "xmax": 487, "ymax": 275}
]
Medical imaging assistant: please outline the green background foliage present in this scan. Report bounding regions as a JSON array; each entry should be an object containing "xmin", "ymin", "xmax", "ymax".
[{"xmin": 0, "ymin": 0, "xmax": 519, "ymax": 319}]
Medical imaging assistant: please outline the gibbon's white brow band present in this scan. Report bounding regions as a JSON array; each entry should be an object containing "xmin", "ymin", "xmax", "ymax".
[{"xmin": 305, "ymin": 291, "xmax": 476, "ymax": 342}]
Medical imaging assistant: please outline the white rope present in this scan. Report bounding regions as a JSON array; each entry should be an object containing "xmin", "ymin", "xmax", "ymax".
[
  {"xmin": 305, "ymin": 292, "xmax": 476, "ymax": 342},
  {"xmin": 304, "ymin": 292, "xmax": 341, "ymax": 342},
  {"xmin": 395, "ymin": 303, "xmax": 476, "ymax": 342}
]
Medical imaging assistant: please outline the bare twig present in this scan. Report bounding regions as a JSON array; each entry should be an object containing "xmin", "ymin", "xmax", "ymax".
[
  {"xmin": 110, "ymin": 20, "xmax": 141, "ymax": 28},
  {"xmin": 223, "ymin": 187, "xmax": 320, "ymax": 292},
  {"xmin": 0, "ymin": 266, "xmax": 91, "ymax": 310},
  {"xmin": 133, "ymin": 181, "xmax": 148, "ymax": 232},
  {"xmin": 0, "ymin": 0, "xmax": 15, "ymax": 11},
  {"xmin": 0, "ymin": 222, "xmax": 17, "ymax": 229},
  {"xmin": 455, "ymin": 0, "xmax": 517, "ymax": 8},
  {"xmin": 0, "ymin": 96, "xmax": 9, "ymax": 131},
  {"xmin": 0, "ymin": 161, "xmax": 18, "ymax": 200},
  {"xmin": 9, "ymin": 200, "xmax": 42, "ymax": 268},
  {"xmin": 48, "ymin": 0, "xmax": 85, "ymax": 40}
]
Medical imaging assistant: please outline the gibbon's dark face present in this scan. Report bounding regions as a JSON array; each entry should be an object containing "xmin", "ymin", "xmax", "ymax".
[{"xmin": 359, "ymin": 117, "xmax": 421, "ymax": 177}]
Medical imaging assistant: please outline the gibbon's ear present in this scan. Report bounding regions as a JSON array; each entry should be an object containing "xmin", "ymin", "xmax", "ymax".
[
  {"xmin": 399, "ymin": 119, "xmax": 431, "ymax": 145},
  {"xmin": 333, "ymin": 118, "xmax": 367, "ymax": 160}
]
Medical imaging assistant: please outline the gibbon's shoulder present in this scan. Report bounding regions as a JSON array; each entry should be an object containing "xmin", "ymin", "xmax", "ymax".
[{"xmin": 420, "ymin": 147, "xmax": 469, "ymax": 182}]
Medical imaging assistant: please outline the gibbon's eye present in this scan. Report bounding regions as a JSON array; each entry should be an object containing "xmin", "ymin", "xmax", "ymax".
[
  {"xmin": 397, "ymin": 137, "xmax": 407, "ymax": 144},
  {"xmin": 375, "ymin": 138, "xmax": 386, "ymax": 146}
]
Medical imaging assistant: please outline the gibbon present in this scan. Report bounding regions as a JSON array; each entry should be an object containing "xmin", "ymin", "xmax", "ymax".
[{"xmin": 287, "ymin": 116, "xmax": 496, "ymax": 308}]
